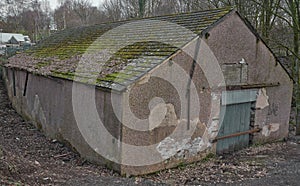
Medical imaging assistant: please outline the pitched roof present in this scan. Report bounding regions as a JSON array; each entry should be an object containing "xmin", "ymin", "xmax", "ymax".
[
  {"xmin": 11, "ymin": 34, "xmax": 26, "ymax": 42},
  {"xmin": 0, "ymin": 33, "xmax": 25, "ymax": 43},
  {"xmin": 6, "ymin": 7, "xmax": 233, "ymax": 91}
]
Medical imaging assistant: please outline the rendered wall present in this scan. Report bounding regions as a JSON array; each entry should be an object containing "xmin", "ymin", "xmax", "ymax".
[
  {"xmin": 205, "ymin": 11, "xmax": 293, "ymax": 143},
  {"xmin": 119, "ymin": 47, "xmax": 222, "ymax": 175},
  {"xmin": 2, "ymin": 68, "xmax": 123, "ymax": 171},
  {"xmin": 118, "ymin": 11, "xmax": 293, "ymax": 175}
]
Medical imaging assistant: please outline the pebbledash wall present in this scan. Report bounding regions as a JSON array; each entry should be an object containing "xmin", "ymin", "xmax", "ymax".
[{"xmin": 2, "ymin": 8, "xmax": 293, "ymax": 175}]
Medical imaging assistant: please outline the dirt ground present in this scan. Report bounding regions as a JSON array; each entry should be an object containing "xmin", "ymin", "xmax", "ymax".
[{"xmin": 0, "ymin": 77, "xmax": 300, "ymax": 186}]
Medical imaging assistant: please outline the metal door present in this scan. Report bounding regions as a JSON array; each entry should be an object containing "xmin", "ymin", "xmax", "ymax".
[{"xmin": 216, "ymin": 90, "xmax": 257, "ymax": 154}]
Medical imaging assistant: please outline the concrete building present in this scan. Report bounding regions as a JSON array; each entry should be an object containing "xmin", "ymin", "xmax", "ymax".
[
  {"xmin": 0, "ymin": 33, "xmax": 29, "ymax": 45},
  {"xmin": 2, "ymin": 8, "xmax": 293, "ymax": 175},
  {"xmin": 0, "ymin": 33, "xmax": 32, "ymax": 56}
]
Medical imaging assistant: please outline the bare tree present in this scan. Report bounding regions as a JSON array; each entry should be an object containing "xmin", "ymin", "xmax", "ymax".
[
  {"xmin": 102, "ymin": 0, "xmax": 123, "ymax": 21},
  {"xmin": 0, "ymin": 0, "xmax": 51, "ymax": 41},
  {"xmin": 281, "ymin": 0, "xmax": 300, "ymax": 135},
  {"xmin": 72, "ymin": 0, "xmax": 94, "ymax": 25},
  {"xmin": 54, "ymin": 0, "xmax": 104, "ymax": 29}
]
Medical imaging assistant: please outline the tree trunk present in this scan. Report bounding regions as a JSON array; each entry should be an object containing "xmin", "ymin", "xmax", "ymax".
[
  {"xmin": 296, "ymin": 58, "xmax": 300, "ymax": 135},
  {"xmin": 295, "ymin": 31, "xmax": 300, "ymax": 135},
  {"xmin": 289, "ymin": 0, "xmax": 300, "ymax": 135},
  {"xmin": 139, "ymin": 0, "xmax": 146, "ymax": 18}
]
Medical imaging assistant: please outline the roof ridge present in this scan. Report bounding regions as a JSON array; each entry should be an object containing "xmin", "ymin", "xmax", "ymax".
[
  {"xmin": 75, "ymin": 6, "xmax": 234, "ymax": 30},
  {"xmin": 147, "ymin": 6, "xmax": 233, "ymax": 20}
]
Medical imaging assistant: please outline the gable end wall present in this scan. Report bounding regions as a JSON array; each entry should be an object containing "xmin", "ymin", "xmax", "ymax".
[{"xmin": 205, "ymin": 11, "xmax": 293, "ymax": 143}]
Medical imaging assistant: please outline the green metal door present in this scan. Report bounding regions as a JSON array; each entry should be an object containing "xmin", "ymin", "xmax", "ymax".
[{"xmin": 217, "ymin": 90, "xmax": 257, "ymax": 154}]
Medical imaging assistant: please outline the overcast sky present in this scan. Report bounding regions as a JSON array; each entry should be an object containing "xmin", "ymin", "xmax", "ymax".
[{"xmin": 48, "ymin": 0, "xmax": 104, "ymax": 10}]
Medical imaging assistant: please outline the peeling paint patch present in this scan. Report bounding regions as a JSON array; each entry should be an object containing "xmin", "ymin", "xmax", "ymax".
[
  {"xmin": 262, "ymin": 123, "xmax": 280, "ymax": 137},
  {"xmin": 211, "ymin": 93, "xmax": 218, "ymax": 101},
  {"xmin": 149, "ymin": 102, "xmax": 177, "ymax": 130},
  {"xmin": 188, "ymin": 137, "xmax": 204, "ymax": 154},
  {"xmin": 208, "ymin": 120, "xmax": 219, "ymax": 139},
  {"xmin": 156, "ymin": 134, "xmax": 212, "ymax": 160},
  {"xmin": 149, "ymin": 102, "xmax": 167, "ymax": 130},
  {"xmin": 156, "ymin": 137, "xmax": 189, "ymax": 160},
  {"xmin": 256, "ymin": 88, "xmax": 269, "ymax": 109}
]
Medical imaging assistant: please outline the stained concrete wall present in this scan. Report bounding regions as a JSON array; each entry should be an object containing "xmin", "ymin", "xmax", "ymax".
[
  {"xmin": 119, "ymin": 11, "xmax": 293, "ymax": 175},
  {"xmin": 2, "ymin": 68, "xmax": 123, "ymax": 171},
  {"xmin": 205, "ymin": 11, "xmax": 293, "ymax": 143},
  {"xmin": 120, "ymin": 47, "xmax": 221, "ymax": 175}
]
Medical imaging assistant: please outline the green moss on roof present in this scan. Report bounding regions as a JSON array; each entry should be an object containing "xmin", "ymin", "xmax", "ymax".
[
  {"xmin": 112, "ymin": 41, "xmax": 178, "ymax": 60},
  {"xmin": 52, "ymin": 71, "xmax": 75, "ymax": 80},
  {"xmin": 36, "ymin": 61, "xmax": 51, "ymax": 68},
  {"xmin": 33, "ymin": 25, "xmax": 115, "ymax": 59},
  {"xmin": 7, "ymin": 7, "xmax": 233, "ymax": 91},
  {"xmin": 30, "ymin": 7, "xmax": 232, "ymax": 59}
]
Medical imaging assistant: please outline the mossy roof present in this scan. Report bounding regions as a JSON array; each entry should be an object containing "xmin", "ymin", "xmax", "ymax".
[{"xmin": 6, "ymin": 7, "xmax": 233, "ymax": 91}]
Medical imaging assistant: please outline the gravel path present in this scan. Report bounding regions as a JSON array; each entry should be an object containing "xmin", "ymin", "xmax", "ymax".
[{"xmin": 0, "ymin": 77, "xmax": 300, "ymax": 185}]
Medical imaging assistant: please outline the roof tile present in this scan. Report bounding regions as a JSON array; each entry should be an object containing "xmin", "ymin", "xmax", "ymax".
[{"xmin": 6, "ymin": 7, "xmax": 232, "ymax": 91}]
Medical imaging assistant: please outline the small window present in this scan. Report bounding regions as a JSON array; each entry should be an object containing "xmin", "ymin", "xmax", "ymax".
[{"xmin": 222, "ymin": 63, "xmax": 248, "ymax": 85}]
